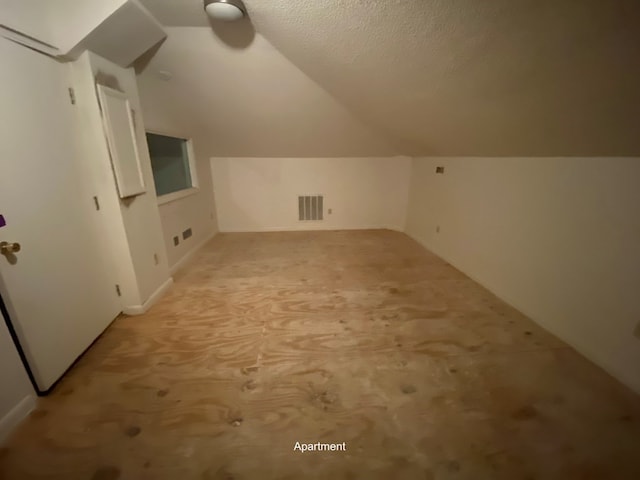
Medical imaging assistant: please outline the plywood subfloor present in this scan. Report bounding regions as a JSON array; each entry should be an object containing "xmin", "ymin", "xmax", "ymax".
[{"xmin": 1, "ymin": 230, "xmax": 639, "ymax": 479}]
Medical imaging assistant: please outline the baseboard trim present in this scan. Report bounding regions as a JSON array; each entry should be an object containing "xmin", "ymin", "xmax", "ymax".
[
  {"xmin": 122, "ymin": 277, "xmax": 174, "ymax": 316},
  {"xmin": 219, "ymin": 225, "xmax": 402, "ymax": 233},
  {"xmin": 169, "ymin": 231, "xmax": 217, "ymax": 275},
  {"xmin": 0, "ymin": 394, "xmax": 36, "ymax": 445}
]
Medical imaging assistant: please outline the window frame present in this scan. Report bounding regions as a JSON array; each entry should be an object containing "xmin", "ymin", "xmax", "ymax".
[{"xmin": 146, "ymin": 129, "xmax": 200, "ymax": 205}]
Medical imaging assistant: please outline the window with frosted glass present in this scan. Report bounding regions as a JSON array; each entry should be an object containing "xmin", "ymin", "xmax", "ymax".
[{"xmin": 146, "ymin": 133, "xmax": 192, "ymax": 196}]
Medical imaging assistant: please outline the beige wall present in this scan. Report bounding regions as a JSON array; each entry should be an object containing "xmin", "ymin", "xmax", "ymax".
[
  {"xmin": 211, "ymin": 157, "xmax": 411, "ymax": 232},
  {"xmin": 405, "ymin": 157, "xmax": 640, "ymax": 393}
]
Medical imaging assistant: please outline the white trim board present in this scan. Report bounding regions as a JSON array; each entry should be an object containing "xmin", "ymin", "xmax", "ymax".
[
  {"xmin": 0, "ymin": 395, "xmax": 36, "ymax": 445},
  {"xmin": 170, "ymin": 231, "xmax": 217, "ymax": 276},
  {"xmin": 122, "ymin": 277, "xmax": 173, "ymax": 315}
]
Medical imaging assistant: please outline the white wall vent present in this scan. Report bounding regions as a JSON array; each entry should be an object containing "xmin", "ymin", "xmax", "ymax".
[{"xmin": 298, "ymin": 195, "xmax": 324, "ymax": 221}]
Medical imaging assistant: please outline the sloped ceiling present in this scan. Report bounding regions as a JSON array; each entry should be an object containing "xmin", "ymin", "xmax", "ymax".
[
  {"xmin": 139, "ymin": 0, "xmax": 640, "ymax": 157},
  {"xmin": 136, "ymin": 27, "xmax": 397, "ymax": 156}
]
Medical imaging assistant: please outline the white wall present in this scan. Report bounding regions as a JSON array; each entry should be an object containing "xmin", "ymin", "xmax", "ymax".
[
  {"xmin": 68, "ymin": 0, "xmax": 166, "ymax": 67},
  {"xmin": 211, "ymin": 157, "xmax": 412, "ymax": 232},
  {"xmin": 154, "ymin": 140, "xmax": 218, "ymax": 271},
  {"xmin": 405, "ymin": 157, "xmax": 640, "ymax": 393},
  {"xmin": 0, "ymin": 0, "xmax": 57, "ymax": 46},
  {"xmin": 0, "ymin": 0, "xmax": 128, "ymax": 54},
  {"xmin": 137, "ymin": 77, "xmax": 219, "ymax": 272},
  {"xmin": 86, "ymin": 52, "xmax": 171, "ymax": 305},
  {"xmin": 49, "ymin": 0, "xmax": 127, "ymax": 53},
  {"xmin": 0, "ymin": 318, "xmax": 34, "ymax": 444},
  {"xmin": 70, "ymin": 52, "xmax": 143, "ymax": 308}
]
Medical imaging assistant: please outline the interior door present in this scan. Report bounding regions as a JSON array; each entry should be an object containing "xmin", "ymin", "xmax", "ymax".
[{"xmin": 0, "ymin": 38, "xmax": 122, "ymax": 392}]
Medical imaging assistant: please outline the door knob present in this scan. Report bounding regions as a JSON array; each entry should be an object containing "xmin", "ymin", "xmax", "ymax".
[{"xmin": 0, "ymin": 241, "xmax": 21, "ymax": 255}]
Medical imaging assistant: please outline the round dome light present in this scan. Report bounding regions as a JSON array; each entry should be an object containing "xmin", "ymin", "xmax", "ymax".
[{"xmin": 204, "ymin": 0, "xmax": 246, "ymax": 21}]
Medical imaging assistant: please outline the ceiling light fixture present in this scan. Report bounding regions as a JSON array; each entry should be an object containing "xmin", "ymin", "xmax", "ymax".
[{"xmin": 204, "ymin": 0, "xmax": 247, "ymax": 21}]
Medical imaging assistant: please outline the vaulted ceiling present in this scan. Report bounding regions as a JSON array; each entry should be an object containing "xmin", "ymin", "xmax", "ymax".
[{"xmin": 138, "ymin": 0, "xmax": 640, "ymax": 157}]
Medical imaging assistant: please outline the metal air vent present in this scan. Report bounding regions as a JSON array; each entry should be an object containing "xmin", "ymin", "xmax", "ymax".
[{"xmin": 298, "ymin": 195, "xmax": 324, "ymax": 221}]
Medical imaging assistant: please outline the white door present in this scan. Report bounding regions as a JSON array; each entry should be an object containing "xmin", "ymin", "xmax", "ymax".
[{"xmin": 0, "ymin": 38, "xmax": 122, "ymax": 392}]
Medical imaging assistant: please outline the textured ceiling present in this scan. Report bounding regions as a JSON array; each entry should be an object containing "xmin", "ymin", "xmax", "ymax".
[{"xmin": 139, "ymin": 0, "xmax": 640, "ymax": 156}]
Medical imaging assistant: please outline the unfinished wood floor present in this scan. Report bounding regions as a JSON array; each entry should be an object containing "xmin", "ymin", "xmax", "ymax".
[{"xmin": 2, "ymin": 230, "xmax": 640, "ymax": 480}]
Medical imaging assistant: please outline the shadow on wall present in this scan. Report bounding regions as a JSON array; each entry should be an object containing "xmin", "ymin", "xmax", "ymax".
[
  {"xmin": 211, "ymin": 157, "xmax": 272, "ymax": 232},
  {"xmin": 133, "ymin": 38, "xmax": 167, "ymax": 74},
  {"xmin": 134, "ymin": 18, "xmax": 254, "ymax": 75},
  {"xmin": 208, "ymin": 17, "xmax": 255, "ymax": 49}
]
